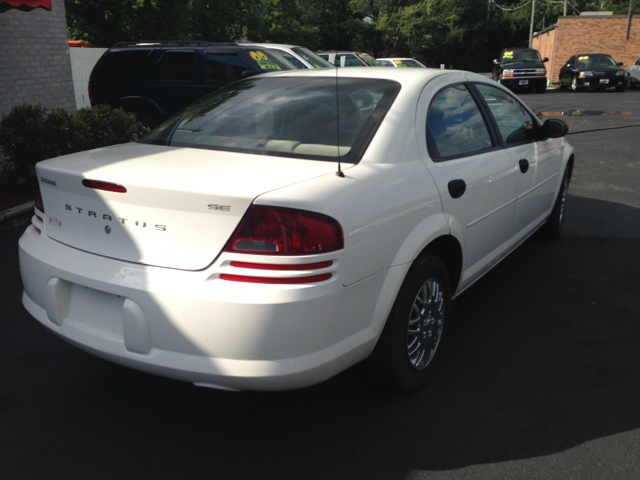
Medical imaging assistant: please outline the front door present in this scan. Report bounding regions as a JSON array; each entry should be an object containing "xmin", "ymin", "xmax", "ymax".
[
  {"xmin": 473, "ymin": 83, "xmax": 563, "ymax": 238},
  {"xmin": 416, "ymin": 74, "xmax": 519, "ymax": 289}
]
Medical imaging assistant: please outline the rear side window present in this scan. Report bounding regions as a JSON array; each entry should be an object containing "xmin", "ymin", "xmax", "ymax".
[
  {"xmin": 151, "ymin": 50, "xmax": 197, "ymax": 81},
  {"xmin": 336, "ymin": 54, "xmax": 364, "ymax": 67},
  {"xmin": 277, "ymin": 51, "xmax": 307, "ymax": 69},
  {"xmin": 90, "ymin": 50, "xmax": 151, "ymax": 82},
  {"xmin": 205, "ymin": 53, "xmax": 251, "ymax": 82},
  {"xmin": 427, "ymin": 84, "xmax": 493, "ymax": 160}
]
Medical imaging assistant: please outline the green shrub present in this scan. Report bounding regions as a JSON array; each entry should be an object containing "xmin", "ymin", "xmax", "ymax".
[{"xmin": 0, "ymin": 104, "xmax": 136, "ymax": 187}]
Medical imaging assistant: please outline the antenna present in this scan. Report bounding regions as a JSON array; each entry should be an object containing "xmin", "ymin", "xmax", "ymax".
[{"xmin": 334, "ymin": 1, "xmax": 345, "ymax": 178}]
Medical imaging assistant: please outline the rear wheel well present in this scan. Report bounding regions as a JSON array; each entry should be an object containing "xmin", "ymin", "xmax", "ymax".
[{"xmin": 416, "ymin": 235, "xmax": 462, "ymax": 294}]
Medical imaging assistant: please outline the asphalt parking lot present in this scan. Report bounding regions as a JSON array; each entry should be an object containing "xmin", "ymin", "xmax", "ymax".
[{"xmin": 1, "ymin": 88, "xmax": 639, "ymax": 480}]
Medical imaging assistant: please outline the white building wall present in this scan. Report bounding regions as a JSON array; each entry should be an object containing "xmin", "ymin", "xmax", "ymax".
[
  {"xmin": 70, "ymin": 48, "xmax": 108, "ymax": 110},
  {"xmin": 0, "ymin": 0, "xmax": 76, "ymax": 118}
]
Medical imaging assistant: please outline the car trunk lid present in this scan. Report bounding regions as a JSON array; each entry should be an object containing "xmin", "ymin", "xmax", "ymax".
[{"xmin": 36, "ymin": 143, "xmax": 339, "ymax": 270}]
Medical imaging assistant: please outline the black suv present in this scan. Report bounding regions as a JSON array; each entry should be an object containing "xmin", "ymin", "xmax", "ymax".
[
  {"xmin": 89, "ymin": 41, "xmax": 295, "ymax": 130},
  {"xmin": 492, "ymin": 48, "xmax": 549, "ymax": 93}
]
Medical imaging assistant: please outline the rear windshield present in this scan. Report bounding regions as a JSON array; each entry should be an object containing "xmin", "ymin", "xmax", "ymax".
[
  {"xmin": 139, "ymin": 77, "xmax": 400, "ymax": 164},
  {"xmin": 90, "ymin": 50, "xmax": 151, "ymax": 82},
  {"xmin": 291, "ymin": 47, "xmax": 334, "ymax": 68}
]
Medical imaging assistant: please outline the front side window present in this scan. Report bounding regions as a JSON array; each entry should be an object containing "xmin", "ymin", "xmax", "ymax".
[
  {"xmin": 205, "ymin": 53, "xmax": 251, "ymax": 82},
  {"xmin": 151, "ymin": 50, "xmax": 197, "ymax": 81},
  {"xmin": 427, "ymin": 84, "xmax": 493, "ymax": 159},
  {"xmin": 140, "ymin": 77, "xmax": 400, "ymax": 164},
  {"xmin": 476, "ymin": 84, "xmax": 538, "ymax": 145}
]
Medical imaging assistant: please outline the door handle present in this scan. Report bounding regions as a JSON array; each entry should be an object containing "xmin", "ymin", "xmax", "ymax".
[
  {"xmin": 519, "ymin": 159, "xmax": 529, "ymax": 173},
  {"xmin": 448, "ymin": 179, "xmax": 466, "ymax": 199}
]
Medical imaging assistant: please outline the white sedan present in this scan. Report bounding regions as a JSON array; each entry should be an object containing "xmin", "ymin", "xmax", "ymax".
[{"xmin": 19, "ymin": 68, "xmax": 573, "ymax": 392}]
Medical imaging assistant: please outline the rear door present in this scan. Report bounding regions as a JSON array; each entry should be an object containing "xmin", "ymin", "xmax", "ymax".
[
  {"xmin": 416, "ymin": 74, "xmax": 518, "ymax": 287},
  {"xmin": 144, "ymin": 49, "xmax": 205, "ymax": 118}
]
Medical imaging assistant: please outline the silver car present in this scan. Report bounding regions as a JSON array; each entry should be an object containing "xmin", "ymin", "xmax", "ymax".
[{"xmin": 627, "ymin": 58, "xmax": 640, "ymax": 88}]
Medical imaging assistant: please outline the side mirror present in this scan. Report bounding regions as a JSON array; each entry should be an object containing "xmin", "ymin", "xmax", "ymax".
[
  {"xmin": 493, "ymin": 59, "xmax": 499, "ymax": 65},
  {"xmin": 566, "ymin": 63, "xmax": 572, "ymax": 68},
  {"xmin": 542, "ymin": 57, "xmax": 549, "ymax": 63},
  {"xmin": 617, "ymin": 62, "xmax": 624, "ymax": 67},
  {"xmin": 240, "ymin": 70, "xmax": 259, "ymax": 79},
  {"xmin": 542, "ymin": 119, "xmax": 568, "ymax": 138}
]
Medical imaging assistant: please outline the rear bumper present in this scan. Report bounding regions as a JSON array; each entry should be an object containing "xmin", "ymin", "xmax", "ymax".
[{"xmin": 19, "ymin": 225, "xmax": 399, "ymax": 390}]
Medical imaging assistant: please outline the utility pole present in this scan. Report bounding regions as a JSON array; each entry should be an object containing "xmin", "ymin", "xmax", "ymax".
[
  {"xmin": 627, "ymin": 0, "xmax": 633, "ymax": 40},
  {"xmin": 529, "ymin": 0, "xmax": 537, "ymax": 47},
  {"xmin": 564, "ymin": 0, "xmax": 567, "ymax": 16}
]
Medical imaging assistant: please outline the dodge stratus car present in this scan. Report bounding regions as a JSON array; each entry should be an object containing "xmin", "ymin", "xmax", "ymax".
[{"xmin": 20, "ymin": 68, "xmax": 573, "ymax": 392}]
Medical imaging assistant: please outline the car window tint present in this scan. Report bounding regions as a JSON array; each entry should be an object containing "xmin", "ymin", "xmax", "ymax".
[
  {"xmin": 277, "ymin": 51, "xmax": 306, "ymax": 69},
  {"xmin": 90, "ymin": 50, "xmax": 151, "ymax": 82},
  {"xmin": 151, "ymin": 51, "xmax": 197, "ymax": 81},
  {"xmin": 337, "ymin": 54, "xmax": 363, "ymax": 67},
  {"xmin": 141, "ymin": 77, "xmax": 400, "ymax": 164},
  {"xmin": 205, "ymin": 53, "xmax": 250, "ymax": 82},
  {"xmin": 290, "ymin": 47, "xmax": 334, "ymax": 68},
  {"xmin": 427, "ymin": 84, "xmax": 493, "ymax": 159},
  {"xmin": 476, "ymin": 84, "xmax": 537, "ymax": 145}
]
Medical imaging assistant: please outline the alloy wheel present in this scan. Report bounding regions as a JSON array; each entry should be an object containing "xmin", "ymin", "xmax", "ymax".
[{"xmin": 406, "ymin": 278, "xmax": 445, "ymax": 370}]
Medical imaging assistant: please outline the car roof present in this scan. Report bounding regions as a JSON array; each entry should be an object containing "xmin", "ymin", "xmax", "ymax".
[
  {"xmin": 239, "ymin": 43, "xmax": 299, "ymax": 49},
  {"xmin": 251, "ymin": 65, "xmax": 479, "ymax": 89},
  {"xmin": 378, "ymin": 58, "xmax": 415, "ymax": 61}
]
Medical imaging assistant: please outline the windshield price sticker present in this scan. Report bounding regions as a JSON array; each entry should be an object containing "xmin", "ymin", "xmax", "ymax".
[
  {"xmin": 503, "ymin": 51, "xmax": 514, "ymax": 58},
  {"xmin": 250, "ymin": 51, "xmax": 270, "ymax": 62},
  {"xmin": 258, "ymin": 61, "xmax": 281, "ymax": 70},
  {"xmin": 579, "ymin": 56, "xmax": 589, "ymax": 60}
]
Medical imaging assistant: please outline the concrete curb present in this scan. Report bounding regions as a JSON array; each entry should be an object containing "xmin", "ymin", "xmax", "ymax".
[{"xmin": 0, "ymin": 201, "xmax": 34, "ymax": 225}]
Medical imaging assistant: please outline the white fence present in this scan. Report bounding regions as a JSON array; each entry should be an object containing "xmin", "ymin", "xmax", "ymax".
[{"xmin": 69, "ymin": 48, "xmax": 108, "ymax": 110}]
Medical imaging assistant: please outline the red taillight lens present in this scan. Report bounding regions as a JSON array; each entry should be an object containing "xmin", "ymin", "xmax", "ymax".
[
  {"xmin": 224, "ymin": 206, "xmax": 343, "ymax": 255},
  {"xmin": 220, "ymin": 273, "xmax": 332, "ymax": 284},
  {"xmin": 35, "ymin": 184, "xmax": 44, "ymax": 213},
  {"xmin": 82, "ymin": 179, "xmax": 127, "ymax": 193}
]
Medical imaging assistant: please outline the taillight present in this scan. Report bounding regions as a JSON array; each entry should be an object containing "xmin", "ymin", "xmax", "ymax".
[
  {"xmin": 82, "ymin": 179, "xmax": 127, "ymax": 193},
  {"xmin": 224, "ymin": 206, "xmax": 343, "ymax": 255},
  {"xmin": 35, "ymin": 183, "xmax": 44, "ymax": 213}
]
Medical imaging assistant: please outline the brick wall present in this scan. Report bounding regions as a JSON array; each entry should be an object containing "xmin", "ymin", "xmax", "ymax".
[
  {"xmin": 0, "ymin": 0, "xmax": 76, "ymax": 119},
  {"xmin": 532, "ymin": 26, "xmax": 557, "ymax": 84},
  {"xmin": 535, "ymin": 15, "xmax": 640, "ymax": 83}
]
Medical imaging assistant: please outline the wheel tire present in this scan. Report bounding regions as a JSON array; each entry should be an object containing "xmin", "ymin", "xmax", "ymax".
[
  {"xmin": 365, "ymin": 254, "xmax": 451, "ymax": 392},
  {"xmin": 615, "ymin": 83, "xmax": 626, "ymax": 92},
  {"xmin": 134, "ymin": 112, "xmax": 159, "ymax": 139},
  {"xmin": 535, "ymin": 168, "xmax": 569, "ymax": 242},
  {"xmin": 571, "ymin": 76, "xmax": 580, "ymax": 92},
  {"xmin": 535, "ymin": 83, "xmax": 547, "ymax": 94}
]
